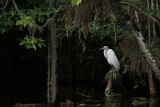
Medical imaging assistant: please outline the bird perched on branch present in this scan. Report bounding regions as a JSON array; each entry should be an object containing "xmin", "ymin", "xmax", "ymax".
[{"xmin": 99, "ymin": 46, "xmax": 120, "ymax": 72}]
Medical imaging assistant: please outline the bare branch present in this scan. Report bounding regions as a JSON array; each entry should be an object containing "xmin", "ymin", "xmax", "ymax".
[
  {"xmin": 0, "ymin": 0, "xmax": 10, "ymax": 11},
  {"xmin": 25, "ymin": 4, "xmax": 64, "ymax": 35},
  {"xmin": 11, "ymin": 0, "xmax": 20, "ymax": 13},
  {"xmin": 120, "ymin": 2, "xmax": 160, "ymax": 27},
  {"xmin": 35, "ymin": 5, "xmax": 64, "ymax": 32},
  {"xmin": 76, "ymin": 89, "xmax": 93, "ymax": 99},
  {"xmin": 133, "ymin": 31, "xmax": 160, "ymax": 80},
  {"xmin": 147, "ymin": 0, "xmax": 151, "ymax": 44}
]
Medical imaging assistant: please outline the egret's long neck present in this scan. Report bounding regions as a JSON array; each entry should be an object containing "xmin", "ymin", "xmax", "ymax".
[
  {"xmin": 105, "ymin": 48, "xmax": 109, "ymax": 51},
  {"xmin": 104, "ymin": 48, "xmax": 109, "ymax": 53},
  {"xmin": 103, "ymin": 48, "xmax": 109, "ymax": 59}
]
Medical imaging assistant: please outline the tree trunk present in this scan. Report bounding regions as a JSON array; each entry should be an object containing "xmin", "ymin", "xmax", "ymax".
[
  {"xmin": 132, "ymin": 10, "xmax": 159, "ymax": 98},
  {"xmin": 104, "ymin": 70, "xmax": 114, "ymax": 92},
  {"xmin": 148, "ymin": 69, "xmax": 156, "ymax": 99},
  {"xmin": 47, "ymin": 19, "xmax": 57, "ymax": 106},
  {"xmin": 149, "ymin": 99, "xmax": 157, "ymax": 107},
  {"xmin": 106, "ymin": 79, "xmax": 113, "ymax": 90},
  {"xmin": 133, "ymin": 31, "xmax": 160, "ymax": 80},
  {"xmin": 105, "ymin": 78, "xmax": 113, "ymax": 96},
  {"xmin": 132, "ymin": 31, "xmax": 158, "ymax": 98}
]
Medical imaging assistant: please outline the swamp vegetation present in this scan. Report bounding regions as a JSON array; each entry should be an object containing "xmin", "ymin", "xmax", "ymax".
[{"xmin": 0, "ymin": 0, "xmax": 160, "ymax": 107}]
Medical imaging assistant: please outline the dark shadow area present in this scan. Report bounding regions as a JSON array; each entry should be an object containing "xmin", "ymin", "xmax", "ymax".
[{"xmin": 0, "ymin": 31, "xmax": 47, "ymax": 107}]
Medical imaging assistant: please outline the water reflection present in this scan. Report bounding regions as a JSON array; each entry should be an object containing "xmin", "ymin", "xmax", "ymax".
[
  {"xmin": 149, "ymin": 99, "xmax": 158, "ymax": 107},
  {"xmin": 102, "ymin": 97, "xmax": 159, "ymax": 107},
  {"xmin": 56, "ymin": 83, "xmax": 160, "ymax": 107}
]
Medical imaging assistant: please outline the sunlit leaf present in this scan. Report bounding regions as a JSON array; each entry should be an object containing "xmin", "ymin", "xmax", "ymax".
[
  {"xmin": 19, "ymin": 35, "xmax": 45, "ymax": 50},
  {"xmin": 71, "ymin": 0, "xmax": 82, "ymax": 5}
]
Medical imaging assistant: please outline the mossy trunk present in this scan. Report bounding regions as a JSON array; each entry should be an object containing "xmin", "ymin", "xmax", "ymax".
[
  {"xmin": 47, "ymin": 19, "xmax": 57, "ymax": 106},
  {"xmin": 106, "ymin": 79, "xmax": 113, "ymax": 90},
  {"xmin": 133, "ymin": 31, "xmax": 158, "ymax": 98},
  {"xmin": 148, "ymin": 69, "xmax": 156, "ymax": 99}
]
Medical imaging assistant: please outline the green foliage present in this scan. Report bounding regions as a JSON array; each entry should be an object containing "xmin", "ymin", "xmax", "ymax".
[
  {"xmin": 77, "ymin": 100, "xmax": 101, "ymax": 107},
  {"xmin": 0, "ymin": 8, "xmax": 18, "ymax": 33},
  {"xmin": 103, "ymin": 94, "xmax": 122, "ymax": 107},
  {"xmin": 151, "ymin": 47, "xmax": 160, "ymax": 55},
  {"xmin": 16, "ymin": 7, "xmax": 55, "ymax": 28},
  {"xmin": 130, "ymin": 97, "xmax": 148, "ymax": 106},
  {"xmin": 149, "ymin": 38, "xmax": 160, "ymax": 59},
  {"xmin": 0, "ymin": 0, "xmax": 4, "ymax": 6},
  {"xmin": 31, "ymin": 7, "xmax": 54, "ymax": 23},
  {"xmin": 77, "ymin": 104, "xmax": 86, "ymax": 107},
  {"xmin": 16, "ymin": 13, "xmax": 35, "ymax": 27},
  {"xmin": 0, "ymin": 5, "xmax": 54, "ymax": 34},
  {"xmin": 0, "ymin": 5, "xmax": 54, "ymax": 49},
  {"xmin": 122, "ymin": 65, "xmax": 130, "ymax": 74},
  {"xmin": 105, "ymin": 88, "xmax": 114, "ymax": 97},
  {"xmin": 133, "ymin": 79, "xmax": 146, "ymax": 89},
  {"xmin": 89, "ymin": 21, "xmax": 108, "ymax": 40},
  {"xmin": 71, "ymin": 0, "xmax": 82, "ymax": 5},
  {"xmin": 89, "ymin": 13, "xmax": 123, "ymax": 40},
  {"xmin": 77, "ymin": 103, "xmax": 101, "ymax": 107},
  {"xmin": 19, "ymin": 35, "xmax": 46, "ymax": 50}
]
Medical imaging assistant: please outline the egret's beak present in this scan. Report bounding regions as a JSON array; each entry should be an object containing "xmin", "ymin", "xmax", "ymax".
[{"xmin": 99, "ymin": 47, "xmax": 104, "ymax": 51}]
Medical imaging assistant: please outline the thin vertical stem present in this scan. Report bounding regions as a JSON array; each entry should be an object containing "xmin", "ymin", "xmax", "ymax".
[
  {"xmin": 135, "ymin": 11, "xmax": 140, "ymax": 30},
  {"xmin": 147, "ymin": 68, "xmax": 156, "ymax": 99},
  {"xmin": 151, "ymin": 0, "xmax": 154, "ymax": 9},
  {"xmin": 147, "ymin": 0, "xmax": 151, "ymax": 44},
  {"xmin": 151, "ymin": 0, "xmax": 156, "ymax": 37},
  {"xmin": 114, "ymin": 24, "xmax": 117, "ymax": 44},
  {"xmin": 156, "ymin": 0, "xmax": 159, "ymax": 18}
]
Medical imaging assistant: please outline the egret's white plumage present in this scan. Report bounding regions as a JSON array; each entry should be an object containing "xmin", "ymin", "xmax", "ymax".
[{"xmin": 100, "ymin": 46, "xmax": 120, "ymax": 71}]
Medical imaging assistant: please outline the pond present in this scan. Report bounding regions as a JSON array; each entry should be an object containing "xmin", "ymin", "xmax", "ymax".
[
  {"xmin": 56, "ymin": 83, "xmax": 160, "ymax": 107},
  {"xmin": 1, "ymin": 82, "xmax": 160, "ymax": 107},
  {"xmin": 75, "ymin": 96, "xmax": 160, "ymax": 107}
]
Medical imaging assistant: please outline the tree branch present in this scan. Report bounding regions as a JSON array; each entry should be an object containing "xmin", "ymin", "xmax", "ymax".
[
  {"xmin": 0, "ymin": 0, "xmax": 10, "ymax": 11},
  {"xmin": 34, "ymin": 5, "xmax": 64, "ymax": 33},
  {"xmin": 131, "ymin": 10, "xmax": 160, "ymax": 80},
  {"xmin": 120, "ymin": 2, "xmax": 160, "ymax": 27},
  {"xmin": 76, "ymin": 89, "xmax": 93, "ymax": 99},
  {"xmin": 11, "ymin": 0, "xmax": 20, "ymax": 13},
  {"xmin": 133, "ymin": 31, "xmax": 160, "ymax": 80}
]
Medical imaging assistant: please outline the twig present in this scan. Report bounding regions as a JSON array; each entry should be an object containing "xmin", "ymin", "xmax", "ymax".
[
  {"xmin": 26, "ymin": 5, "xmax": 64, "ymax": 35},
  {"xmin": 120, "ymin": 2, "xmax": 160, "ymax": 27},
  {"xmin": 147, "ymin": 0, "xmax": 151, "ymax": 44},
  {"xmin": 133, "ymin": 31, "xmax": 160, "ymax": 80},
  {"xmin": 11, "ymin": 0, "xmax": 20, "ymax": 13},
  {"xmin": 76, "ymin": 89, "xmax": 93, "ymax": 99},
  {"xmin": 0, "ymin": 0, "xmax": 10, "ymax": 10},
  {"xmin": 38, "ymin": 5, "xmax": 63, "ymax": 30}
]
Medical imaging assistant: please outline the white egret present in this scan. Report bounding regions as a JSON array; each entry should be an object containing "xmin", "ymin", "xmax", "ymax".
[{"xmin": 99, "ymin": 46, "xmax": 120, "ymax": 71}]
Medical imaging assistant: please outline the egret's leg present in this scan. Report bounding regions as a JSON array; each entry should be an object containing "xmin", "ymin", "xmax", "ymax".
[{"xmin": 112, "ymin": 66, "xmax": 116, "ymax": 71}]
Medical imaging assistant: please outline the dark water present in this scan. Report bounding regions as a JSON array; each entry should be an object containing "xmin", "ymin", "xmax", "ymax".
[
  {"xmin": 74, "ymin": 96, "xmax": 160, "ymax": 107},
  {"xmin": 56, "ymin": 83, "xmax": 160, "ymax": 107},
  {"xmin": 1, "ymin": 82, "xmax": 160, "ymax": 107},
  {"xmin": 100, "ymin": 97, "xmax": 160, "ymax": 107}
]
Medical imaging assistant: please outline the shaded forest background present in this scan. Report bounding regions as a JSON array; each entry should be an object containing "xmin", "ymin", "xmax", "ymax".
[{"xmin": 0, "ymin": 0, "xmax": 160, "ymax": 106}]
